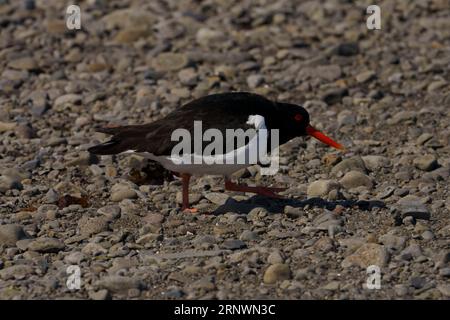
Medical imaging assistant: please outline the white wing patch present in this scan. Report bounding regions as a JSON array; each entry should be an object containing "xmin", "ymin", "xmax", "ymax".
[{"xmin": 246, "ymin": 114, "xmax": 266, "ymax": 130}]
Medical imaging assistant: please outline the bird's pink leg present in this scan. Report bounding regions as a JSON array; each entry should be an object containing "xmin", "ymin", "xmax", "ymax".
[
  {"xmin": 224, "ymin": 178, "xmax": 286, "ymax": 198},
  {"xmin": 181, "ymin": 173, "xmax": 198, "ymax": 213}
]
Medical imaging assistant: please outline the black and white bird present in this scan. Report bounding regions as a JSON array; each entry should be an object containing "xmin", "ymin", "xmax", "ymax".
[{"xmin": 88, "ymin": 92, "xmax": 344, "ymax": 212}]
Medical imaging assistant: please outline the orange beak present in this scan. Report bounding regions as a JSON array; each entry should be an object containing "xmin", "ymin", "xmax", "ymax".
[{"xmin": 306, "ymin": 125, "xmax": 345, "ymax": 150}]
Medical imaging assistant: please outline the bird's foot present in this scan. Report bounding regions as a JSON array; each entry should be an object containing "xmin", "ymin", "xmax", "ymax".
[
  {"xmin": 182, "ymin": 207, "xmax": 198, "ymax": 213},
  {"xmin": 225, "ymin": 180, "xmax": 286, "ymax": 198}
]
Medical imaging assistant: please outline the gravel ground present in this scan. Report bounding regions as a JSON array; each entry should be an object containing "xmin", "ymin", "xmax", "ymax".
[{"xmin": 0, "ymin": 0, "xmax": 449, "ymax": 300}]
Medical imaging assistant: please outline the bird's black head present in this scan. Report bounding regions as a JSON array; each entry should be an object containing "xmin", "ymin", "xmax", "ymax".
[{"xmin": 275, "ymin": 102, "xmax": 344, "ymax": 150}]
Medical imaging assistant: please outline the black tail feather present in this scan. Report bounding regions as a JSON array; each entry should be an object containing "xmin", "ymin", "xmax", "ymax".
[{"xmin": 88, "ymin": 140, "xmax": 123, "ymax": 155}]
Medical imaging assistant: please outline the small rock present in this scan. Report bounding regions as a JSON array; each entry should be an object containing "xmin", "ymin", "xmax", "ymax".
[
  {"xmin": 28, "ymin": 237, "xmax": 65, "ymax": 253},
  {"xmin": 97, "ymin": 205, "xmax": 121, "ymax": 220},
  {"xmin": 437, "ymin": 284, "xmax": 450, "ymax": 297},
  {"xmin": 339, "ymin": 171, "xmax": 373, "ymax": 189},
  {"xmin": 397, "ymin": 196, "xmax": 431, "ymax": 220},
  {"xmin": 362, "ymin": 156, "xmax": 391, "ymax": 171},
  {"xmin": 204, "ymin": 192, "xmax": 230, "ymax": 205},
  {"xmin": 196, "ymin": 28, "xmax": 225, "ymax": 46},
  {"xmin": 152, "ymin": 53, "xmax": 189, "ymax": 72},
  {"xmin": 413, "ymin": 154, "xmax": 439, "ymax": 171},
  {"xmin": 8, "ymin": 57, "xmax": 38, "ymax": 71},
  {"xmin": 263, "ymin": 264, "xmax": 291, "ymax": 284},
  {"xmin": 239, "ymin": 230, "xmax": 259, "ymax": 241},
  {"xmin": 331, "ymin": 157, "xmax": 367, "ymax": 175},
  {"xmin": 54, "ymin": 94, "xmax": 82, "ymax": 108},
  {"xmin": 111, "ymin": 184, "xmax": 137, "ymax": 202},
  {"xmin": 337, "ymin": 110, "xmax": 356, "ymax": 127},
  {"xmin": 0, "ymin": 224, "xmax": 29, "ymax": 246},
  {"xmin": 321, "ymin": 88, "xmax": 348, "ymax": 105},
  {"xmin": 379, "ymin": 234, "xmax": 406, "ymax": 251},
  {"xmin": 342, "ymin": 243, "xmax": 389, "ymax": 268},
  {"xmin": 356, "ymin": 70, "xmax": 376, "ymax": 83},
  {"xmin": 44, "ymin": 189, "xmax": 59, "ymax": 204},
  {"xmin": 82, "ymin": 242, "xmax": 108, "ymax": 256},
  {"xmin": 0, "ymin": 265, "xmax": 34, "ymax": 280},
  {"xmin": 307, "ymin": 180, "xmax": 341, "ymax": 197},
  {"xmin": 77, "ymin": 216, "xmax": 110, "ymax": 236},
  {"xmin": 284, "ymin": 206, "xmax": 303, "ymax": 218},
  {"xmin": 335, "ymin": 42, "xmax": 359, "ymax": 56},
  {"xmin": 178, "ymin": 68, "xmax": 198, "ymax": 86},
  {"xmin": 267, "ymin": 250, "xmax": 284, "ymax": 264},
  {"xmin": 247, "ymin": 74, "xmax": 264, "ymax": 89},
  {"xmin": 0, "ymin": 121, "xmax": 17, "ymax": 132},
  {"xmin": 421, "ymin": 230, "xmax": 434, "ymax": 240},
  {"xmin": 89, "ymin": 289, "xmax": 110, "ymax": 300},
  {"xmin": 96, "ymin": 276, "xmax": 142, "ymax": 293},
  {"xmin": 222, "ymin": 239, "xmax": 246, "ymax": 250}
]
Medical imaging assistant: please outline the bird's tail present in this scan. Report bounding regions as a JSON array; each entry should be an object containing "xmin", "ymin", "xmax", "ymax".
[{"xmin": 88, "ymin": 126, "xmax": 131, "ymax": 155}]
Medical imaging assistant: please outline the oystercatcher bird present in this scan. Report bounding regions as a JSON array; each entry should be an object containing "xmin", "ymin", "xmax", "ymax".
[{"xmin": 88, "ymin": 92, "xmax": 344, "ymax": 212}]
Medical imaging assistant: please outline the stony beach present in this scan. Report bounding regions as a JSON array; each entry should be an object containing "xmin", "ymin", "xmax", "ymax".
[{"xmin": 0, "ymin": 0, "xmax": 449, "ymax": 299}]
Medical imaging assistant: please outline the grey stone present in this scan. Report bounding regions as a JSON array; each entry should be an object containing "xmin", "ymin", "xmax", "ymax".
[
  {"xmin": 28, "ymin": 237, "xmax": 65, "ymax": 253},
  {"xmin": 222, "ymin": 239, "xmax": 246, "ymax": 250},
  {"xmin": 0, "ymin": 265, "xmax": 34, "ymax": 280},
  {"xmin": 239, "ymin": 230, "xmax": 259, "ymax": 241},
  {"xmin": 96, "ymin": 276, "xmax": 143, "ymax": 293},
  {"xmin": 307, "ymin": 180, "xmax": 340, "ymax": 197},
  {"xmin": 247, "ymin": 74, "xmax": 264, "ymax": 89},
  {"xmin": 397, "ymin": 196, "xmax": 431, "ymax": 220},
  {"xmin": 342, "ymin": 243, "xmax": 389, "ymax": 268},
  {"xmin": 331, "ymin": 157, "xmax": 367, "ymax": 175},
  {"xmin": 263, "ymin": 264, "xmax": 291, "ymax": 284},
  {"xmin": 0, "ymin": 224, "xmax": 29, "ymax": 246},
  {"xmin": 413, "ymin": 154, "xmax": 439, "ymax": 171},
  {"xmin": 339, "ymin": 171, "xmax": 373, "ymax": 189}
]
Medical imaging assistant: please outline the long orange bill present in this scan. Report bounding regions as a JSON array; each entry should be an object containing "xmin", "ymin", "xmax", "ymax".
[{"xmin": 306, "ymin": 125, "xmax": 345, "ymax": 150}]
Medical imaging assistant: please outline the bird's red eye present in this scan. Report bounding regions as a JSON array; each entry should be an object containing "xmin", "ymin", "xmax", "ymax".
[{"xmin": 294, "ymin": 114, "xmax": 303, "ymax": 122}]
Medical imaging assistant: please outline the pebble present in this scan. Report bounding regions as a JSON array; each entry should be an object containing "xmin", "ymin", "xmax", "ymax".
[
  {"xmin": 437, "ymin": 284, "xmax": 450, "ymax": 297},
  {"xmin": 331, "ymin": 157, "xmax": 367, "ymax": 176},
  {"xmin": 111, "ymin": 184, "xmax": 138, "ymax": 202},
  {"xmin": 54, "ymin": 94, "xmax": 82, "ymax": 108},
  {"xmin": 178, "ymin": 68, "xmax": 198, "ymax": 86},
  {"xmin": 413, "ymin": 154, "xmax": 439, "ymax": 171},
  {"xmin": 0, "ymin": 265, "xmax": 35, "ymax": 280},
  {"xmin": 335, "ymin": 42, "xmax": 359, "ymax": 56},
  {"xmin": 362, "ymin": 156, "xmax": 391, "ymax": 171},
  {"xmin": 8, "ymin": 57, "xmax": 38, "ymax": 71},
  {"xmin": 77, "ymin": 216, "xmax": 110, "ymax": 235},
  {"xmin": 196, "ymin": 28, "xmax": 225, "ymax": 46},
  {"xmin": 96, "ymin": 276, "xmax": 142, "ymax": 293},
  {"xmin": 152, "ymin": 53, "xmax": 189, "ymax": 72},
  {"xmin": 0, "ymin": 224, "xmax": 29, "ymax": 246},
  {"xmin": 27, "ymin": 237, "xmax": 65, "ymax": 253},
  {"xmin": 98, "ymin": 205, "xmax": 121, "ymax": 220},
  {"xmin": 356, "ymin": 70, "xmax": 376, "ymax": 83},
  {"xmin": 341, "ymin": 243, "xmax": 389, "ymax": 268},
  {"xmin": 64, "ymin": 251, "xmax": 86, "ymax": 264},
  {"xmin": 379, "ymin": 233, "xmax": 406, "ymax": 251},
  {"xmin": 221, "ymin": 239, "xmax": 246, "ymax": 250},
  {"xmin": 239, "ymin": 230, "xmax": 259, "ymax": 241},
  {"xmin": 337, "ymin": 110, "xmax": 356, "ymax": 127},
  {"xmin": 267, "ymin": 250, "xmax": 284, "ymax": 264},
  {"xmin": 204, "ymin": 192, "xmax": 230, "ymax": 205},
  {"xmin": 247, "ymin": 74, "xmax": 264, "ymax": 89},
  {"xmin": 263, "ymin": 264, "xmax": 291, "ymax": 284},
  {"xmin": 396, "ymin": 196, "xmax": 431, "ymax": 220},
  {"xmin": 339, "ymin": 171, "xmax": 373, "ymax": 189},
  {"xmin": 89, "ymin": 289, "xmax": 110, "ymax": 300},
  {"xmin": 307, "ymin": 179, "xmax": 340, "ymax": 197}
]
